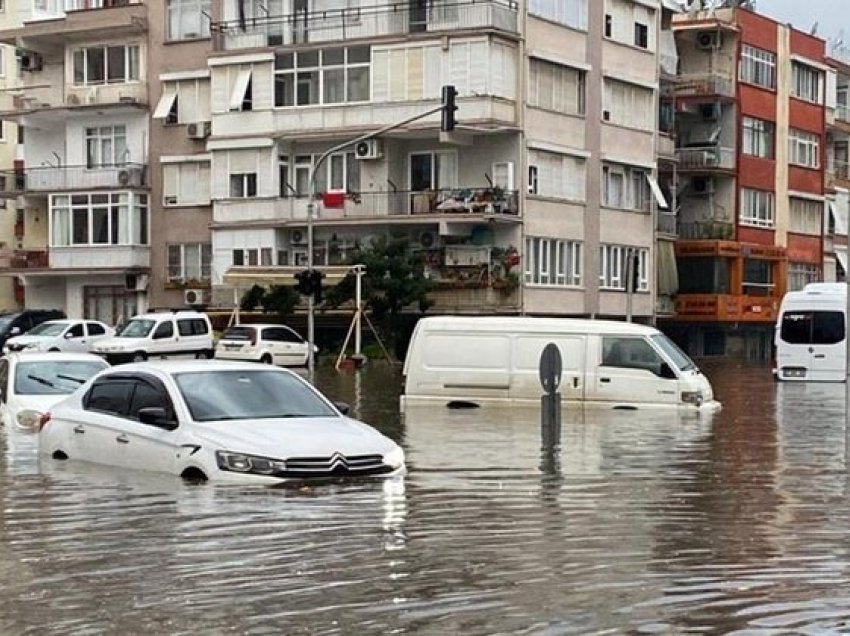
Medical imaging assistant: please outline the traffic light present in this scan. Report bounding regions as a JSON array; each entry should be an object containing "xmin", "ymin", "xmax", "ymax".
[
  {"xmin": 310, "ymin": 269, "xmax": 325, "ymax": 304},
  {"xmin": 294, "ymin": 269, "xmax": 313, "ymax": 296},
  {"xmin": 441, "ymin": 84, "xmax": 458, "ymax": 132}
]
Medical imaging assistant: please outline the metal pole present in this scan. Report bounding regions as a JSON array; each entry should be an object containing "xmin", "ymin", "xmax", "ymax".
[
  {"xmin": 626, "ymin": 247, "xmax": 634, "ymax": 323},
  {"xmin": 845, "ymin": 265, "xmax": 850, "ymax": 469},
  {"xmin": 355, "ymin": 264, "xmax": 363, "ymax": 356}
]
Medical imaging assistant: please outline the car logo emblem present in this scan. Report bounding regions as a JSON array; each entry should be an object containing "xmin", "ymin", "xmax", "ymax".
[{"xmin": 328, "ymin": 452, "xmax": 349, "ymax": 470}]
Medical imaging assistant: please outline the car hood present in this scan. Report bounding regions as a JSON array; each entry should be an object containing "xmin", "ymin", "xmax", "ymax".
[
  {"xmin": 6, "ymin": 335, "xmax": 53, "ymax": 347},
  {"xmin": 188, "ymin": 416, "xmax": 398, "ymax": 459},
  {"xmin": 91, "ymin": 336, "xmax": 141, "ymax": 350}
]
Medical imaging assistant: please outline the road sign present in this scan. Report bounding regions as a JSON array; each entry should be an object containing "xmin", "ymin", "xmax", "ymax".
[{"xmin": 539, "ymin": 343, "xmax": 562, "ymax": 395}]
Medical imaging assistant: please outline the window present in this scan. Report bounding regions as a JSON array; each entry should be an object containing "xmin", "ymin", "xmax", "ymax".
[
  {"xmin": 128, "ymin": 379, "xmax": 174, "ymax": 422},
  {"xmin": 524, "ymin": 237, "xmax": 582, "ymax": 287},
  {"xmin": 85, "ymin": 125, "xmax": 127, "ymax": 168},
  {"xmin": 73, "ymin": 44, "xmax": 140, "ymax": 86},
  {"xmin": 167, "ymin": 0, "xmax": 212, "ymax": 40},
  {"xmin": 528, "ymin": 165, "xmax": 539, "ymax": 195},
  {"xmin": 602, "ymin": 337, "xmax": 665, "ymax": 375},
  {"xmin": 603, "ymin": 78, "xmax": 654, "ymax": 130},
  {"xmin": 527, "ymin": 149, "xmax": 585, "ymax": 201},
  {"xmin": 278, "ymin": 152, "xmax": 360, "ymax": 196},
  {"xmin": 605, "ymin": 0, "xmax": 653, "ymax": 48},
  {"xmin": 739, "ymin": 45, "xmax": 776, "ymax": 89},
  {"xmin": 740, "ymin": 188, "xmax": 775, "ymax": 228},
  {"xmin": 788, "ymin": 263, "xmax": 819, "ymax": 292},
  {"xmin": 789, "ymin": 129, "xmax": 820, "ymax": 169},
  {"xmin": 232, "ymin": 247, "xmax": 272, "ymax": 267},
  {"xmin": 528, "ymin": 0, "xmax": 588, "ymax": 30},
  {"xmin": 87, "ymin": 322, "xmax": 106, "ymax": 336},
  {"xmin": 153, "ymin": 322, "xmax": 174, "ymax": 339},
  {"xmin": 153, "ymin": 78, "xmax": 211, "ymax": 124},
  {"xmin": 178, "ymin": 319, "xmax": 209, "ymax": 336},
  {"xmin": 634, "ymin": 22, "xmax": 648, "ymax": 48},
  {"xmin": 602, "ymin": 164, "xmax": 649, "ymax": 211},
  {"xmin": 50, "ymin": 193, "xmax": 148, "ymax": 247},
  {"xmin": 742, "ymin": 117, "xmax": 774, "ymax": 158},
  {"xmin": 167, "ymin": 243, "xmax": 211, "ymax": 283},
  {"xmin": 228, "ymin": 68, "xmax": 253, "ymax": 111},
  {"xmin": 528, "ymin": 58, "xmax": 585, "ymax": 116},
  {"xmin": 599, "ymin": 245, "xmax": 649, "ymax": 291},
  {"xmin": 85, "ymin": 380, "xmax": 133, "ymax": 416},
  {"xmin": 792, "ymin": 62, "xmax": 823, "ymax": 103},
  {"xmin": 789, "ymin": 197, "xmax": 823, "ymax": 235},
  {"xmin": 781, "ymin": 311, "xmax": 844, "ymax": 344},
  {"xmin": 229, "ymin": 173, "xmax": 257, "ymax": 198},
  {"xmin": 274, "ymin": 46, "xmax": 370, "ymax": 108},
  {"xmin": 163, "ymin": 161, "xmax": 211, "ymax": 206},
  {"xmin": 742, "ymin": 259, "xmax": 773, "ymax": 296}
]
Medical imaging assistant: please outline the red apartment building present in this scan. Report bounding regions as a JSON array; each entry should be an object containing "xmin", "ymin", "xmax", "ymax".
[{"xmin": 662, "ymin": 6, "xmax": 826, "ymax": 359}]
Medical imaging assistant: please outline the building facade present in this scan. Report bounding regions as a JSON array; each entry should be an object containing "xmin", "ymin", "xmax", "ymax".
[{"xmin": 662, "ymin": 6, "xmax": 826, "ymax": 359}]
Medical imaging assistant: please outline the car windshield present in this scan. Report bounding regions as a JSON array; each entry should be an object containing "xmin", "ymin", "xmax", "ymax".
[
  {"xmin": 175, "ymin": 370, "xmax": 338, "ymax": 422},
  {"xmin": 27, "ymin": 322, "xmax": 68, "ymax": 336},
  {"xmin": 221, "ymin": 327, "xmax": 255, "ymax": 341},
  {"xmin": 650, "ymin": 334, "xmax": 696, "ymax": 372},
  {"xmin": 0, "ymin": 316, "xmax": 15, "ymax": 329},
  {"xmin": 117, "ymin": 319, "xmax": 155, "ymax": 338},
  {"xmin": 15, "ymin": 360, "xmax": 107, "ymax": 395}
]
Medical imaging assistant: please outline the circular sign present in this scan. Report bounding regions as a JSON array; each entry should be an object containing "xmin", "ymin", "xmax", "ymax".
[{"xmin": 538, "ymin": 343, "xmax": 562, "ymax": 394}]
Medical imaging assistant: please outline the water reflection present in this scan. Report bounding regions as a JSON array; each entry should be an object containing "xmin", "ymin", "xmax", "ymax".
[{"xmin": 5, "ymin": 362, "xmax": 850, "ymax": 632}]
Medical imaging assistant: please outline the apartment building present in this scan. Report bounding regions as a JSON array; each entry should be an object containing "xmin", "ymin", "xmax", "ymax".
[
  {"xmin": 662, "ymin": 6, "xmax": 827, "ymax": 359},
  {"xmin": 825, "ymin": 50, "xmax": 850, "ymax": 282},
  {"xmin": 0, "ymin": 17, "xmax": 19, "ymax": 312}
]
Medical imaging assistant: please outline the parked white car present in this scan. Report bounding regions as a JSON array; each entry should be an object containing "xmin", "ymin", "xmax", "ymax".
[
  {"xmin": 215, "ymin": 324, "xmax": 316, "ymax": 366},
  {"xmin": 4, "ymin": 320, "xmax": 114, "ymax": 354},
  {"xmin": 91, "ymin": 311, "xmax": 214, "ymax": 364},
  {"xmin": 0, "ymin": 352, "xmax": 109, "ymax": 431},
  {"xmin": 39, "ymin": 361, "xmax": 405, "ymax": 483}
]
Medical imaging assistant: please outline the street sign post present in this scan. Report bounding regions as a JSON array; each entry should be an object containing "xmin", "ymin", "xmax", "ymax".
[{"xmin": 539, "ymin": 343, "xmax": 562, "ymax": 468}]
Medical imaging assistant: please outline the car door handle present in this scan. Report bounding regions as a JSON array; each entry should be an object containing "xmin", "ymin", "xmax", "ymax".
[
  {"xmin": 600, "ymin": 377, "xmax": 611, "ymax": 383},
  {"xmin": 73, "ymin": 425, "xmax": 85, "ymax": 434},
  {"xmin": 116, "ymin": 434, "xmax": 129, "ymax": 444},
  {"xmin": 572, "ymin": 377, "xmax": 579, "ymax": 388},
  {"xmin": 814, "ymin": 354, "xmax": 826, "ymax": 359}
]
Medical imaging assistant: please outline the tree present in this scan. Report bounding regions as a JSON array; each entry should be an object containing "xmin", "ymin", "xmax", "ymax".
[{"xmin": 239, "ymin": 284, "xmax": 299, "ymax": 319}]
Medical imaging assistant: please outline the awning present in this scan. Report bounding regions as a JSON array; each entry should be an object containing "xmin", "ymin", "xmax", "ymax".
[
  {"xmin": 646, "ymin": 174, "xmax": 669, "ymax": 210},
  {"xmin": 656, "ymin": 240, "xmax": 678, "ymax": 296},
  {"xmin": 830, "ymin": 201, "xmax": 848, "ymax": 237},
  {"xmin": 836, "ymin": 248, "xmax": 848, "ymax": 275},
  {"xmin": 229, "ymin": 69, "xmax": 252, "ymax": 111},
  {"xmin": 153, "ymin": 89, "xmax": 177, "ymax": 119},
  {"xmin": 222, "ymin": 265, "xmax": 353, "ymax": 286}
]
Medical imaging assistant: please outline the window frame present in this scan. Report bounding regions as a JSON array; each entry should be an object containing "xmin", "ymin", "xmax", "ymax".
[
  {"xmin": 72, "ymin": 44, "xmax": 141, "ymax": 87},
  {"xmin": 739, "ymin": 45, "xmax": 776, "ymax": 90},
  {"xmin": 166, "ymin": 242, "xmax": 212, "ymax": 283},
  {"xmin": 166, "ymin": 0, "xmax": 212, "ymax": 41}
]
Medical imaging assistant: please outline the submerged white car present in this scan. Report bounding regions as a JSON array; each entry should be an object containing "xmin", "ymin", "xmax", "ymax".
[
  {"xmin": 4, "ymin": 320, "xmax": 114, "ymax": 354},
  {"xmin": 215, "ymin": 323, "xmax": 315, "ymax": 366},
  {"xmin": 0, "ymin": 352, "xmax": 109, "ymax": 431},
  {"xmin": 39, "ymin": 360, "xmax": 405, "ymax": 483}
]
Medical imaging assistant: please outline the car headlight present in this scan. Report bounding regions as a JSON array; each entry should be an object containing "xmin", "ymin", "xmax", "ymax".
[
  {"xmin": 16, "ymin": 409, "xmax": 43, "ymax": 431},
  {"xmin": 24, "ymin": 343, "xmax": 42, "ymax": 351},
  {"xmin": 216, "ymin": 451, "xmax": 287, "ymax": 475},
  {"xmin": 681, "ymin": 391, "xmax": 704, "ymax": 406},
  {"xmin": 382, "ymin": 446, "xmax": 405, "ymax": 469}
]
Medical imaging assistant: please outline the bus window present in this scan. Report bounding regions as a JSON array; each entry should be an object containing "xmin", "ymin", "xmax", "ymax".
[{"xmin": 781, "ymin": 311, "xmax": 844, "ymax": 345}]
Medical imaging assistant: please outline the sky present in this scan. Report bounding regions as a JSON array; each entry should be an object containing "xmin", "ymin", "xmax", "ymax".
[{"xmin": 756, "ymin": 0, "xmax": 842, "ymax": 42}]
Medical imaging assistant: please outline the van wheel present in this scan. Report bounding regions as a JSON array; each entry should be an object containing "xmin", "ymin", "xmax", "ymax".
[
  {"xmin": 260, "ymin": 354, "xmax": 273, "ymax": 365},
  {"xmin": 132, "ymin": 351, "xmax": 147, "ymax": 362},
  {"xmin": 48, "ymin": 348, "xmax": 60, "ymax": 352},
  {"xmin": 196, "ymin": 350, "xmax": 213, "ymax": 360}
]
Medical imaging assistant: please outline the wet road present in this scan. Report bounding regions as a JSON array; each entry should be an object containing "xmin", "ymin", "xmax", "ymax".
[{"xmin": 4, "ymin": 361, "xmax": 850, "ymax": 633}]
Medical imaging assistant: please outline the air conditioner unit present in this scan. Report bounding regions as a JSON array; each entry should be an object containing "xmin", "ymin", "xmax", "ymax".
[
  {"xmin": 125, "ymin": 273, "xmax": 149, "ymax": 292},
  {"xmin": 66, "ymin": 94, "xmax": 81, "ymax": 106},
  {"xmin": 696, "ymin": 31, "xmax": 722, "ymax": 50},
  {"xmin": 417, "ymin": 230, "xmax": 436, "ymax": 249},
  {"xmin": 184, "ymin": 289, "xmax": 208, "ymax": 306},
  {"xmin": 187, "ymin": 121, "xmax": 211, "ymax": 140},
  {"xmin": 700, "ymin": 102, "xmax": 721, "ymax": 121},
  {"xmin": 117, "ymin": 166, "xmax": 143, "ymax": 187},
  {"xmin": 354, "ymin": 139, "xmax": 382, "ymax": 160},
  {"xmin": 691, "ymin": 176, "xmax": 715, "ymax": 195},
  {"xmin": 290, "ymin": 229, "xmax": 306, "ymax": 245},
  {"xmin": 19, "ymin": 52, "xmax": 43, "ymax": 72}
]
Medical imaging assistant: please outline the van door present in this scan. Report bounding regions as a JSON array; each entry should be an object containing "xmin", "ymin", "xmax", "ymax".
[
  {"xmin": 511, "ymin": 335, "xmax": 586, "ymax": 402},
  {"xmin": 587, "ymin": 336, "xmax": 679, "ymax": 406},
  {"xmin": 151, "ymin": 320, "xmax": 178, "ymax": 358}
]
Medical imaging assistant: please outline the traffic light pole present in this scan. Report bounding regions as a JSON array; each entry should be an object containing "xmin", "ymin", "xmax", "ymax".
[{"xmin": 305, "ymin": 101, "xmax": 449, "ymax": 382}]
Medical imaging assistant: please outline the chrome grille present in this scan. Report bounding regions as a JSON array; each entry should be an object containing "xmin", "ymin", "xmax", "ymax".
[{"xmin": 281, "ymin": 453, "xmax": 390, "ymax": 477}]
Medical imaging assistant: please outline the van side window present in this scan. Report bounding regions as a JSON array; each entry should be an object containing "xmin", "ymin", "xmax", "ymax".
[
  {"xmin": 178, "ymin": 320, "xmax": 194, "ymax": 337},
  {"xmin": 153, "ymin": 321, "xmax": 174, "ymax": 339},
  {"xmin": 179, "ymin": 318, "xmax": 208, "ymax": 336},
  {"xmin": 602, "ymin": 337, "xmax": 665, "ymax": 375}
]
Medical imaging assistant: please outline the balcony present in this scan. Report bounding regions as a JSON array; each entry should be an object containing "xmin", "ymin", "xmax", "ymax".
[
  {"xmin": 671, "ymin": 73, "xmax": 735, "ymax": 99},
  {"xmin": 828, "ymin": 159, "xmax": 850, "ymax": 188},
  {"xmin": 676, "ymin": 146, "xmax": 735, "ymax": 172},
  {"xmin": 213, "ymin": 187, "xmax": 521, "ymax": 226},
  {"xmin": 211, "ymin": 0, "xmax": 519, "ymax": 51},
  {"xmin": 657, "ymin": 133, "xmax": 676, "ymax": 160},
  {"xmin": 837, "ymin": 104, "xmax": 850, "ymax": 124},
  {"xmin": 657, "ymin": 212, "xmax": 677, "ymax": 236},
  {"xmin": 0, "ymin": 163, "xmax": 148, "ymax": 197},
  {"xmin": 1, "ymin": 83, "xmax": 147, "ymax": 121},
  {"xmin": 0, "ymin": 0, "xmax": 147, "ymax": 46},
  {"xmin": 674, "ymin": 294, "xmax": 779, "ymax": 323},
  {"xmin": 678, "ymin": 220, "xmax": 734, "ymax": 240},
  {"xmin": 0, "ymin": 250, "xmax": 50, "ymax": 271},
  {"xmin": 50, "ymin": 245, "xmax": 150, "ymax": 271}
]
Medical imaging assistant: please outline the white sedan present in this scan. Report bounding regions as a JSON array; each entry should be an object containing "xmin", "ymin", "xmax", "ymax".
[
  {"xmin": 0, "ymin": 352, "xmax": 109, "ymax": 431},
  {"xmin": 4, "ymin": 320, "xmax": 115, "ymax": 354},
  {"xmin": 39, "ymin": 360, "xmax": 405, "ymax": 483},
  {"xmin": 215, "ymin": 323, "xmax": 315, "ymax": 366}
]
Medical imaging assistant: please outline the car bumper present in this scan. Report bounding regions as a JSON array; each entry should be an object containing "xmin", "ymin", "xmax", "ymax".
[
  {"xmin": 214, "ymin": 349, "xmax": 260, "ymax": 362},
  {"xmin": 93, "ymin": 352, "xmax": 136, "ymax": 364}
]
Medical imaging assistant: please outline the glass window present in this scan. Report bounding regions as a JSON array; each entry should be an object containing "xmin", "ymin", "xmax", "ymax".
[
  {"xmin": 528, "ymin": 58, "xmax": 586, "ymax": 116},
  {"xmin": 601, "ymin": 337, "xmax": 665, "ymax": 375},
  {"xmin": 740, "ymin": 188, "xmax": 775, "ymax": 228},
  {"xmin": 153, "ymin": 321, "xmax": 174, "ymax": 339},
  {"xmin": 67, "ymin": 323, "xmax": 84, "ymax": 338},
  {"xmin": 73, "ymin": 45, "xmax": 140, "ymax": 86},
  {"xmin": 87, "ymin": 322, "xmax": 106, "ymax": 336},
  {"xmin": 167, "ymin": 0, "xmax": 212, "ymax": 40},
  {"xmin": 275, "ymin": 45, "xmax": 371, "ymax": 107},
  {"xmin": 85, "ymin": 380, "xmax": 133, "ymax": 416},
  {"xmin": 128, "ymin": 380, "xmax": 174, "ymax": 422},
  {"xmin": 781, "ymin": 311, "xmax": 845, "ymax": 345},
  {"xmin": 789, "ymin": 129, "xmax": 820, "ymax": 168},
  {"xmin": 15, "ymin": 360, "xmax": 107, "ymax": 396},
  {"xmin": 792, "ymin": 62, "xmax": 823, "ymax": 103},
  {"xmin": 524, "ymin": 237, "xmax": 582, "ymax": 287},
  {"xmin": 739, "ymin": 45, "xmax": 776, "ymax": 89},
  {"xmin": 742, "ymin": 117, "xmax": 774, "ymax": 159}
]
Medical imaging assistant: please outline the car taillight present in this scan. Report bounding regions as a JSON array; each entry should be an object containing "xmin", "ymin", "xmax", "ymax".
[{"xmin": 37, "ymin": 412, "xmax": 51, "ymax": 431}]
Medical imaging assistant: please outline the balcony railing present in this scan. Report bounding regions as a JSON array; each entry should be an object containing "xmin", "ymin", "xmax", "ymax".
[
  {"xmin": 829, "ymin": 159, "xmax": 850, "ymax": 181},
  {"xmin": 0, "ymin": 163, "xmax": 148, "ymax": 195},
  {"xmin": 675, "ymin": 293, "xmax": 779, "ymax": 323},
  {"xmin": 676, "ymin": 146, "xmax": 735, "ymax": 171},
  {"xmin": 678, "ymin": 220, "xmax": 734, "ymax": 240},
  {"xmin": 673, "ymin": 73, "xmax": 735, "ymax": 99},
  {"xmin": 211, "ymin": 0, "xmax": 519, "ymax": 51},
  {"xmin": 27, "ymin": 0, "xmax": 141, "ymax": 22},
  {"xmin": 0, "ymin": 250, "xmax": 49, "ymax": 270},
  {"xmin": 837, "ymin": 104, "xmax": 850, "ymax": 124},
  {"xmin": 657, "ymin": 212, "xmax": 677, "ymax": 235}
]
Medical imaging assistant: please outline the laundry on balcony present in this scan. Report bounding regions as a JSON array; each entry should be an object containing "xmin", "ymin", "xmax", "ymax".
[
  {"xmin": 321, "ymin": 191, "xmax": 346, "ymax": 208},
  {"xmin": 434, "ymin": 188, "xmax": 517, "ymax": 215}
]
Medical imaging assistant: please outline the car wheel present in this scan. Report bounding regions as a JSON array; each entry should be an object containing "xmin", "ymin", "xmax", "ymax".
[
  {"xmin": 48, "ymin": 348, "xmax": 60, "ymax": 352},
  {"xmin": 260, "ymin": 354, "xmax": 273, "ymax": 365},
  {"xmin": 195, "ymin": 350, "xmax": 214, "ymax": 360},
  {"xmin": 132, "ymin": 351, "xmax": 147, "ymax": 362}
]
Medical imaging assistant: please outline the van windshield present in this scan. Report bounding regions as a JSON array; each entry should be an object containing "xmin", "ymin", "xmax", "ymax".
[
  {"xmin": 117, "ymin": 319, "xmax": 155, "ymax": 338},
  {"xmin": 780, "ymin": 311, "xmax": 844, "ymax": 345},
  {"xmin": 650, "ymin": 334, "xmax": 696, "ymax": 372}
]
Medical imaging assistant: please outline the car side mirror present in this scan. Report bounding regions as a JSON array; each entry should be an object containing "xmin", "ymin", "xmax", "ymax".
[
  {"xmin": 659, "ymin": 362, "xmax": 678, "ymax": 380},
  {"xmin": 138, "ymin": 407, "xmax": 178, "ymax": 430},
  {"xmin": 9, "ymin": 327, "xmax": 20, "ymax": 336},
  {"xmin": 64, "ymin": 332, "xmax": 75, "ymax": 339},
  {"xmin": 334, "ymin": 401, "xmax": 351, "ymax": 416}
]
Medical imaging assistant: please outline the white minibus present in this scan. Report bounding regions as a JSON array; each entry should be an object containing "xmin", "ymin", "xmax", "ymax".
[
  {"xmin": 775, "ymin": 283, "xmax": 846, "ymax": 382},
  {"xmin": 401, "ymin": 316, "xmax": 720, "ymax": 412}
]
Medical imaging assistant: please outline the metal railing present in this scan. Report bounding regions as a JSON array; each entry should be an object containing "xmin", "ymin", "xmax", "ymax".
[
  {"xmin": 0, "ymin": 163, "xmax": 148, "ymax": 194},
  {"xmin": 28, "ymin": 0, "xmax": 140, "ymax": 20},
  {"xmin": 657, "ymin": 212, "xmax": 677, "ymax": 235},
  {"xmin": 829, "ymin": 159, "xmax": 850, "ymax": 180},
  {"xmin": 0, "ymin": 250, "xmax": 49, "ymax": 269},
  {"xmin": 676, "ymin": 146, "xmax": 735, "ymax": 170},
  {"xmin": 211, "ymin": 0, "xmax": 519, "ymax": 51},
  {"xmin": 678, "ymin": 220, "xmax": 734, "ymax": 240},
  {"xmin": 673, "ymin": 73, "xmax": 735, "ymax": 98}
]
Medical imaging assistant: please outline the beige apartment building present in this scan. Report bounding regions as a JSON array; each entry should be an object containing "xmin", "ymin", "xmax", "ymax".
[
  {"xmin": 0, "ymin": 2, "xmax": 19, "ymax": 313},
  {"xmin": 0, "ymin": 0, "xmax": 673, "ymax": 324}
]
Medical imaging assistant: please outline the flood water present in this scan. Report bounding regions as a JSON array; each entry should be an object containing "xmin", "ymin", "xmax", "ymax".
[{"xmin": 4, "ymin": 361, "xmax": 850, "ymax": 633}]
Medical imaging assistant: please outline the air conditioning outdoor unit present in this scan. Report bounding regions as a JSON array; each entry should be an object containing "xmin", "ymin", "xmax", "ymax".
[
  {"xmin": 354, "ymin": 139, "xmax": 382, "ymax": 160},
  {"xmin": 184, "ymin": 289, "xmax": 208, "ymax": 306},
  {"xmin": 692, "ymin": 176, "xmax": 715, "ymax": 195},
  {"xmin": 418, "ymin": 230, "xmax": 436, "ymax": 248},
  {"xmin": 187, "ymin": 121, "xmax": 211, "ymax": 140},
  {"xmin": 118, "ymin": 166, "xmax": 144, "ymax": 187},
  {"xmin": 19, "ymin": 52, "xmax": 43, "ymax": 72},
  {"xmin": 696, "ymin": 31, "xmax": 722, "ymax": 50},
  {"xmin": 125, "ymin": 273, "xmax": 149, "ymax": 292},
  {"xmin": 700, "ymin": 102, "xmax": 721, "ymax": 121},
  {"xmin": 66, "ymin": 94, "xmax": 81, "ymax": 106},
  {"xmin": 290, "ymin": 229, "xmax": 306, "ymax": 245}
]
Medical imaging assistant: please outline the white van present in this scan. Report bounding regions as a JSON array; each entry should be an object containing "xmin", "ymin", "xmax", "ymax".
[
  {"xmin": 775, "ymin": 282, "xmax": 846, "ymax": 382},
  {"xmin": 401, "ymin": 316, "xmax": 719, "ymax": 412},
  {"xmin": 91, "ymin": 311, "xmax": 214, "ymax": 364}
]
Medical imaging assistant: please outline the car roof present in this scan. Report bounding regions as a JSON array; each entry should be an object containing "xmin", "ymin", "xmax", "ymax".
[
  {"xmin": 105, "ymin": 360, "xmax": 295, "ymax": 375},
  {"xmin": 129, "ymin": 312, "xmax": 209, "ymax": 321},
  {"xmin": 227, "ymin": 323, "xmax": 293, "ymax": 329},
  {"xmin": 4, "ymin": 351, "xmax": 109, "ymax": 364}
]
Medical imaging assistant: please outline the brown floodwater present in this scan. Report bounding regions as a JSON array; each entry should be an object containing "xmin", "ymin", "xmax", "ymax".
[{"xmin": 3, "ymin": 360, "xmax": 850, "ymax": 634}]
